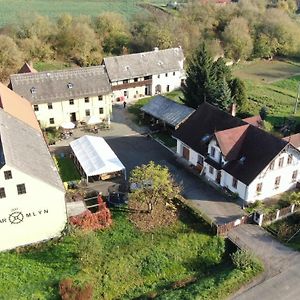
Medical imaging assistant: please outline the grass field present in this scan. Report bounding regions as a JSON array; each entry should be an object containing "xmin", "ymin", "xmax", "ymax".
[
  {"xmin": 234, "ymin": 59, "xmax": 300, "ymax": 128},
  {"xmin": 0, "ymin": 210, "xmax": 262, "ymax": 299},
  {"xmin": 55, "ymin": 156, "xmax": 81, "ymax": 182},
  {"xmin": 0, "ymin": 0, "xmax": 167, "ymax": 26}
]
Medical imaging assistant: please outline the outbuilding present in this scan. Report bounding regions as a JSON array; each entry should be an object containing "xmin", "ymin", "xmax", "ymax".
[{"xmin": 70, "ymin": 135, "xmax": 126, "ymax": 182}]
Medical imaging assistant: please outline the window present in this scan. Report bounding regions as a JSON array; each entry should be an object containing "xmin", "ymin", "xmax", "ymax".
[
  {"xmin": 275, "ymin": 176, "xmax": 281, "ymax": 188},
  {"xmin": 232, "ymin": 178, "xmax": 238, "ymax": 189},
  {"xmin": 165, "ymin": 73, "xmax": 168, "ymax": 77},
  {"xmin": 278, "ymin": 157, "xmax": 284, "ymax": 168},
  {"xmin": 0, "ymin": 187, "xmax": 5, "ymax": 199},
  {"xmin": 173, "ymin": 71, "xmax": 176, "ymax": 76},
  {"xmin": 197, "ymin": 155, "xmax": 204, "ymax": 165},
  {"xmin": 49, "ymin": 118, "xmax": 54, "ymax": 125},
  {"xmin": 166, "ymin": 85, "xmax": 170, "ymax": 92},
  {"xmin": 17, "ymin": 184, "xmax": 26, "ymax": 195},
  {"xmin": 85, "ymin": 109, "xmax": 90, "ymax": 117},
  {"xmin": 134, "ymin": 78, "xmax": 138, "ymax": 82},
  {"xmin": 144, "ymin": 75, "xmax": 151, "ymax": 80},
  {"xmin": 98, "ymin": 95, "xmax": 103, "ymax": 101},
  {"xmin": 123, "ymin": 79, "xmax": 128, "ymax": 84},
  {"xmin": 99, "ymin": 107, "xmax": 104, "ymax": 114},
  {"xmin": 4, "ymin": 170, "xmax": 12, "ymax": 180},
  {"xmin": 33, "ymin": 104, "xmax": 39, "ymax": 111},
  {"xmin": 69, "ymin": 99, "xmax": 74, "ymax": 105},
  {"xmin": 269, "ymin": 161, "xmax": 275, "ymax": 170},
  {"xmin": 292, "ymin": 170, "xmax": 298, "ymax": 182},
  {"xmin": 67, "ymin": 82, "xmax": 73, "ymax": 89},
  {"xmin": 48, "ymin": 103, "xmax": 53, "ymax": 109},
  {"xmin": 124, "ymin": 91, "xmax": 128, "ymax": 97},
  {"xmin": 209, "ymin": 166, "xmax": 214, "ymax": 175},
  {"xmin": 256, "ymin": 183, "xmax": 263, "ymax": 193},
  {"xmin": 210, "ymin": 147, "xmax": 216, "ymax": 158},
  {"xmin": 30, "ymin": 87, "xmax": 36, "ymax": 94},
  {"xmin": 136, "ymin": 90, "xmax": 138, "ymax": 94},
  {"xmin": 84, "ymin": 97, "xmax": 89, "ymax": 103},
  {"xmin": 157, "ymin": 74, "xmax": 160, "ymax": 79},
  {"xmin": 288, "ymin": 154, "xmax": 293, "ymax": 165}
]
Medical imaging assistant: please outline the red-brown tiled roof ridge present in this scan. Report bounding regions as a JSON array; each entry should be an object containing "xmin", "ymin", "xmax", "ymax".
[
  {"xmin": 283, "ymin": 133, "xmax": 300, "ymax": 149},
  {"xmin": 215, "ymin": 125, "xmax": 250, "ymax": 160},
  {"xmin": 243, "ymin": 115, "xmax": 263, "ymax": 128}
]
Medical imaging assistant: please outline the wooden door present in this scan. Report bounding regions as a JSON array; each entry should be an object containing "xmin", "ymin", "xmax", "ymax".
[{"xmin": 183, "ymin": 146, "xmax": 190, "ymax": 161}]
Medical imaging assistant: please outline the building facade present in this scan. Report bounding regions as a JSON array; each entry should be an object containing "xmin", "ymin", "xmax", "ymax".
[
  {"xmin": 9, "ymin": 66, "xmax": 112, "ymax": 128},
  {"xmin": 0, "ymin": 86, "xmax": 66, "ymax": 251},
  {"xmin": 174, "ymin": 103, "xmax": 300, "ymax": 203},
  {"xmin": 103, "ymin": 47, "xmax": 185, "ymax": 102}
]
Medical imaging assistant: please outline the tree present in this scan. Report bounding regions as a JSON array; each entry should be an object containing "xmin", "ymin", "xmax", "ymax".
[
  {"xmin": 214, "ymin": 78, "xmax": 233, "ymax": 111},
  {"xmin": 182, "ymin": 43, "xmax": 218, "ymax": 108},
  {"xmin": 229, "ymin": 77, "xmax": 247, "ymax": 111},
  {"xmin": 0, "ymin": 35, "xmax": 23, "ymax": 80},
  {"xmin": 223, "ymin": 17, "xmax": 253, "ymax": 61},
  {"xmin": 129, "ymin": 161, "xmax": 179, "ymax": 215}
]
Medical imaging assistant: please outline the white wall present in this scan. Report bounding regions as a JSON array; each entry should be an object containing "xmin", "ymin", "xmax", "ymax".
[
  {"xmin": 221, "ymin": 171, "xmax": 248, "ymax": 199},
  {"xmin": 176, "ymin": 140, "xmax": 201, "ymax": 165},
  {"xmin": 208, "ymin": 139, "xmax": 222, "ymax": 164},
  {"xmin": 34, "ymin": 94, "xmax": 112, "ymax": 128},
  {"xmin": 0, "ymin": 165, "xmax": 67, "ymax": 251},
  {"xmin": 152, "ymin": 71, "xmax": 182, "ymax": 95},
  {"xmin": 246, "ymin": 147, "xmax": 300, "ymax": 202}
]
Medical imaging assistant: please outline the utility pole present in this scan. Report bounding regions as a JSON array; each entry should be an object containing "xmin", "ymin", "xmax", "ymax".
[{"xmin": 293, "ymin": 82, "xmax": 300, "ymax": 114}]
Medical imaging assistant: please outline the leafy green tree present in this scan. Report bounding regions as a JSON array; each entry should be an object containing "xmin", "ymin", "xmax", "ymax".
[
  {"xmin": 223, "ymin": 17, "xmax": 253, "ymax": 61},
  {"xmin": 182, "ymin": 43, "xmax": 218, "ymax": 108},
  {"xmin": 288, "ymin": 192, "xmax": 300, "ymax": 206},
  {"xmin": 229, "ymin": 77, "xmax": 247, "ymax": 111},
  {"xmin": 129, "ymin": 161, "xmax": 180, "ymax": 214}
]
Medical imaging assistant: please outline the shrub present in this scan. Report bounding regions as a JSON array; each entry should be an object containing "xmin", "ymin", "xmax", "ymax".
[
  {"xmin": 198, "ymin": 237, "xmax": 225, "ymax": 267},
  {"xmin": 231, "ymin": 250, "xmax": 262, "ymax": 271},
  {"xmin": 59, "ymin": 278, "xmax": 93, "ymax": 300}
]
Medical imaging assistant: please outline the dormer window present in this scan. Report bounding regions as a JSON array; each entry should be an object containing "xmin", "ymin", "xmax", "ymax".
[
  {"xmin": 30, "ymin": 87, "xmax": 36, "ymax": 94},
  {"xmin": 67, "ymin": 82, "xmax": 73, "ymax": 89}
]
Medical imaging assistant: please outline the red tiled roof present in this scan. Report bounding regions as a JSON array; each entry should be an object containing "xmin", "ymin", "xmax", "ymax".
[
  {"xmin": 243, "ymin": 115, "xmax": 263, "ymax": 128},
  {"xmin": 18, "ymin": 62, "xmax": 38, "ymax": 74},
  {"xmin": 283, "ymin": 133, "xmax": 300, "ymax": 149},
  {"xmin": 215, "ymin": 125, "xmax": 249, "ymax": 160}
]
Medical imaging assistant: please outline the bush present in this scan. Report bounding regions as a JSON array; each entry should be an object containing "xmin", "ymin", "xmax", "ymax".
[
  {"xmin": 59, "ymin": 278, "xmax": 93, "ymax": 300},
  {"xmin": 231, "ymin": 250, "xmax": 261, "ymax": 271}
]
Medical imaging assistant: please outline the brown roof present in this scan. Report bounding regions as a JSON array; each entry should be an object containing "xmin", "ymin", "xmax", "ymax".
[
  {"xmin": 243, "ymin": 115, "xmax": 263, "ymax": 128},
  {"xmin": 283, "ymin": 133, "xmax": 300, "ymax": 149},
  {"xmin": 18, "ymin": 62, "xmax": 38, "ymax": 74},
  {"xmin": 0, "ymin": 83, "xmax": 40, "ymax": 131},
  {"xmin": 215, "ymin": 125, "xmax": 249, "ymax": 160}
]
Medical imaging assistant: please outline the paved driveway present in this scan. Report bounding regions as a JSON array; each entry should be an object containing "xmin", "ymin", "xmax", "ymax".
[{"xmin": 229, "ymin": 224, "xmax": 300, "ymax": 300}]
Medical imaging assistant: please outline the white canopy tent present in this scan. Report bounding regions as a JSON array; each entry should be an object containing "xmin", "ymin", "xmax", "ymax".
[
  {"xmin": 61, "ymin": 121, "xmax": 75, "ymax": 129},
  {"xmin": 70, "ymin": 135, "xmax": 126, "ymax": 181}
]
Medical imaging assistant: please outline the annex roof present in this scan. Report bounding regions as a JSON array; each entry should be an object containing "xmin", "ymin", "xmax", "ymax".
[
  {"xmin": 70, "ymin": 135, "xmax": 125, "ymax": 177},
  {"xmin": 283, "ymin": 133, "xmax": 300, "ymax": 149},
  {"xmin": 141, "ymin": 95, "xmax": 195, "ymax": 129},
  {"xmin": 0, "ymin": 83, "xmax": 40, "ymax": 131},
  {"xmin": 9, "ymin": 65, "xmax": 111, "ymax": 105},
  {"xmin": 173, "ymin": 102, "xmax": 246, "ymax": 156},
  {"xmin": 243, "ymin": 115, "xmax": 263, "ymax": 128},
  {"xmin": 103, "ymin": 47, "xmax": 184, "ymax": 81},
  {"xmin": 0, "ymin": 109, "xmax": 64, "ymax": 191}
]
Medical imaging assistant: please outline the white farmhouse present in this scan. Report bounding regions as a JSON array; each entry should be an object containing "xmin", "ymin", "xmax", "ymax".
[
  {"xmin": 0, "ymin": 84, "xmax": 66, "ymax": 251},
  {"xmin": 103, "ymin": 47, "xmax": 185, "ymax": 101},
  {"xmin": 9, "ymin": 66, "xmax": 112, "ymax": 128},
  {"xmin": 173, "ymin": 103, "xmax": 300, "ymax": 203}
]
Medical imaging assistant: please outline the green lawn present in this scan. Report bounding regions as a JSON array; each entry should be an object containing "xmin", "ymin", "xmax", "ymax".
[
  {"xmin": 153, "ymin": 132, "xmax": 177, "ymax": 148},
  {"xmin": 0, "ymin": 210, "xmax": 262, "ymax": 299},
  {"xmin": 34, "ymin": 61, "xmax": 74, "ymax": 72},
  {"xmin": 55, "ymin": 156, "xmax": 81, "ymax": 182},
  {"xmin": 0, "ymin": 0, "xmax": 167, "ymax": 26}
]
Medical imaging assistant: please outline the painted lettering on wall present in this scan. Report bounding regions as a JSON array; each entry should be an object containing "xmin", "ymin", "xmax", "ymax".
[{"xmin": 0, "ymin": 209, "xmax": 49, "ymax": 225}]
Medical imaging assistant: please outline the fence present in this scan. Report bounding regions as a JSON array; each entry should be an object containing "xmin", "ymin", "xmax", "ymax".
[
  {"xmin": 255, "ymin": 204, "xmax": 300, "ymax": 226},
  {"xmin": 216, "ymin": 215, "xmax": 252, "ymax": 236}
]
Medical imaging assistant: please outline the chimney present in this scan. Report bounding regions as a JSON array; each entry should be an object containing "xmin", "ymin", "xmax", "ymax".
[
  {"xmin": 153, "ymin": 47, "xmax": 159, "ymax": 52},
  {"xmin": 230, "ymin": 103, "xmax": 236, "ymax": 117}
]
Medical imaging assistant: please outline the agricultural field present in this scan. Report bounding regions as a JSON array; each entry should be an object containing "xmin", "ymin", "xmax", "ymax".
[
  {"xmin": 234, "ymin": 59, "xmax": 300, "ymax": 128},
  {"xmin": 0, "ymin": 0, "xmax": 167, "ymax": 26},
  {"xmin": 0, "ymin": 209, "xmax": 262, "ymax": 299}
]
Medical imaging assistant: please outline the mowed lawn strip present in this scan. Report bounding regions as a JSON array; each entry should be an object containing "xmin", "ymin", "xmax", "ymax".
[
  {"xmin": 55, "ymin": 156, "xmax": 81, "ymax": 182},
  {"xmin": 0, "ymin": 210, "xmax": 262, "ymax": 299}
]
